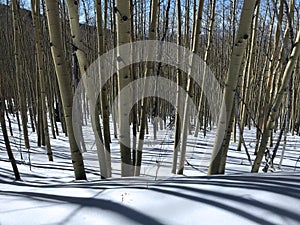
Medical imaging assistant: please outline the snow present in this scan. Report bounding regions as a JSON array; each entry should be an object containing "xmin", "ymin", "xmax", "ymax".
[{"xmin": 1, "ymin": 115, "xmax": 300, "ymax": 225}]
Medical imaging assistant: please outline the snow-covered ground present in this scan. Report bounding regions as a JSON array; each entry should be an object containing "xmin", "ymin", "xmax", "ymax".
[{"xmin": 1, "ymin": 115, "xmax": 300, "ymax": 225}]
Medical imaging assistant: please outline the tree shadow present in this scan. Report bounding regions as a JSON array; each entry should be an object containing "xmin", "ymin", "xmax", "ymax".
[
  {"xmin": 149, "ymin": 183, "xmax": 300, "ymax": 224},
  {"xmin": 146, "ymin": 174, "xmax": 300, "ymax": 224},
  {"xmin": 0, "ymin": 190, "xmax": 166, "ymax": 225},
  {"xmin": 148, "ymin": 187, "xmax": 276, "ymax": 225},
  {"xmin": 164, "ymin": 174, "xmax": 300, "ymax": 198}
]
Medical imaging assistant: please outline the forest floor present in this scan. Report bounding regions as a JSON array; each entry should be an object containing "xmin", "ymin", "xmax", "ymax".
[{"xmin": 1, "ymin": 115, "xmax": 300, "ymax": 225}]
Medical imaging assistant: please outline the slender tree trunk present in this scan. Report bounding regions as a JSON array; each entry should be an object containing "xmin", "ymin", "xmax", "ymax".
[
  {"xmin": 95, "ymin": 0, "xmax": 112, "ymax": 177},
  {"xmin": 31, "ymin": 0, "xmax": 53, "ymax": 161},
  {"xmin": 0, "ymin": 71, "xmax": 21, "ymax": 180},
  {"xmin": 237, "ymin": 0, "xmax": 260, "ymax": 151},
  {"xmin": 194, "ymin": 0, "xmax": 216, "ymax": 137},
  {"xmin": 134, "ymin": 0, "xmax": 159, "ymax": 176},
  {"xmin": 177, "ymin": 0, "xmax": 205, "ymax": 175},
  {"xmin": 252, "ymin": 28, "xmax": 300, "ymax": 173},
  {"xmin": 11, "ymin": 0, "xmax": 30, "ymax": 150},
  {"xmin": 208, "ymin": 1, "xmax": 256, "ymax": 175},
  {"xmin": 129, "ymin": 0, "xmax": 138, "ymax": 167},
  {"xmin": 172, "ymin": 0, "xmax": 182, "ymax": 174},
  {"xmin": 45, "ymin": 0, "xmax": 86, "ymax": 180},
  {"xmin": 116, "ymin": 0, "xmax": 133, "ymax": 177}
]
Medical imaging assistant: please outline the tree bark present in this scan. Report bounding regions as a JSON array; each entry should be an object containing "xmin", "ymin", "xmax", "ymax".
[
  {"xmin": 95, "ymin": 0, "xmax": 112, "ymax": 178},
  {"xmin": 177, "ymin": 0, "xmax": 205, "ymax": 175},
  {"xmin": 252, "ymin": 27, "xmax": 300, "ymax": 173},
  {"xmin": 31, "ymin": 0, "xmax": 53, "ymax": 161},
  {"xmin": 45, "ymin": 0, "xmax": 86, "ymax": 180},
  {"xmin": 11, "ymin": 0, "xmax": 30, "ymax": 150},
  {"xmin": 134, "ymin": 0, "xmax": 159, "ymax": 176},
  {"xmin": 208, "ymin": 1, "xmax": 256, "ymax": 175},
  {"xmin": 116, "ymin": 0, "xmax": 133, "ymax": 177},
  {"xmin": 172, "ymin": 0, "xmax": 182, "ymax": 174}
]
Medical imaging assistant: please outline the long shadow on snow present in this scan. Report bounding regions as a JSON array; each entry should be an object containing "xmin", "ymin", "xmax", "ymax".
[
  {"xmin": 0, "ymin": 190, "xmax": 166, "ymax": 225},
  {"xmin": 3, "ymin": 179, "xmax": 298, "ymax": 224},
  {"xmin": 147, "ymin": 187, "xmax": 276, "ymax": 225},
  {"xmin": 148, "ymin": 184, "xmax": 300, "ymax": 224},
  {"xmin": 164, "ymin": 174, "xmax": 300, "ymax": 198}
]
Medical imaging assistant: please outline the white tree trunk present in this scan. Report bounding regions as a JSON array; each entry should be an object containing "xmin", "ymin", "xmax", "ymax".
[{"xmin": 208, "ymin": 1, "xmax": 256, "ymax": 175}]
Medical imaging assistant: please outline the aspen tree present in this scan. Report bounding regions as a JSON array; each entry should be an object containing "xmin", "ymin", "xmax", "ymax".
[
  {"xmin": 129, "ymin": 0, "xmax": 138, "ymax": 166},
  {"xmin": 208, "ymin": 1, "xmax": 256, "ymax": 175},
  {"xmin": 177, "ymin": 0, "xmax": 205, "ymax": 175},
  {"xmin": 45, "ymin": 0, "xmax": 86, "ymax": 180},
  {"xmin": 276, "ymin": 0, "xmax": 295, "ymax": 170},
  {"xmin": 135, "ymin": 0, "xmax": 159, "ymax": 176},
  {"xmin": 194, "ymin": 0, "xmax": 216, "ymax": 138},
  {"xmin": 237, "ymin": 0, "xmax": 260, "ymax": 151},
  {"xmin": 252, "ymin": 25, "xmax": 300, "ymax": 173},
  {"xmin": 65, "ymin": 0, "xmax": 110, "ymax": 178},
  {"xmin": 116, "ymin": 0, "xmax": 133, "ymax": 177},
  {"xmin": 95, "ymin": 0, "xmax": 112, "ymax": 177},
  {"xmin": 0, "ymin": 74, "xmax": 20, "ymax": 180},
  {"xmin": 31, "ymin": 0, "xmax": 53, "ymax": 161},
  {"xmin": 11, "ymin": 0, "xmax": 30, "ymax": 150},
  {"xmin": 172, "ymin": 0, "xmax": 182, "ymax": 174}
]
